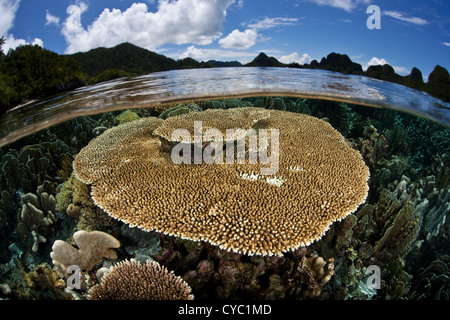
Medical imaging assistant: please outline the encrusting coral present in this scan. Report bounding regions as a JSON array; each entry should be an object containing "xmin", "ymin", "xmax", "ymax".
[
  {"xmin": 88, "ymin": 259, "xmax": 194, "ymax": 300},
  {"xmin": 116, "ymin": 109, "xmax": 139, "ymax": 124},
  {"xmin": 50, "ymin": 230, "xmax": 120, "ymax": 272},
  {"xmin": 73, "ymin": 108, "xmax": 370, "ymax": 256}
]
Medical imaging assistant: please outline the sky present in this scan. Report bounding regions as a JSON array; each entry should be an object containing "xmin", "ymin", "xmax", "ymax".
[{"xmin": 1, "ymin": 0, "xmax": 450, "ymax": 81}]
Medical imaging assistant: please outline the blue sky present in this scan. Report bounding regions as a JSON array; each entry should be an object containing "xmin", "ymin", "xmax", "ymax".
[{"xmin": 1, "ymin": 0, "xmax": 449, "ymax": 80}]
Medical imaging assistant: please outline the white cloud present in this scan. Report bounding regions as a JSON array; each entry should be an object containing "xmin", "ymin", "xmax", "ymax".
[
  {"xmin": 218, "ymin": 29, "xmax": 257, "ymax": 50},
  {"xmin": 0, "ymin": 0, "xmax": 20, "ymax": 36},
  {"xmin": 279, "ymin": 52, "xmax": 311, "ymax": 65},
  {"xmin": 442, "ymin": 42, "xmax": 450, "ymax": 47},
  {"xmin": 179, "ymin": 45, "xmax": 206, "ymax": 60},
  {"xmin": 0, "ymin": 0, "xmax": 43, "ymax": 53},
  {"xmin": 45, "ymin": 10, "xmax": 60, "ymax": 26},
  {"xmin": 383, "ymin": 10, "xmax": 428, "ymax": 26},
  {"xmin": 177, "ymin": 46, "xmax": 283, "ymax": 64},
  {"xmin": 219, "ymin": 16, "xmax": 299, "ymax": 50},
  {"xmin": 308, "ymin": 0, "xmax": 370, "ymax": 12},
  {"xmin": 3, "ymin": 35, "xmax": 43, "ymax": 53},
  {"xmin": 365, "ymin": 57, "xmax": 409, "ymax": 76},
  {"xmin": 178, "ymin": 45, "xmax": 256, "ymax": 63},
  {"xmin": 367, "ymin": 57, "xmax": 388, "ymax": 67},
  {"xmin": 247, "ymin": 17, "xmax": 299, "ymax": 30},
  {"xmin": 61, "ymin": 0, "xmax": 234, "ymax": 54}
]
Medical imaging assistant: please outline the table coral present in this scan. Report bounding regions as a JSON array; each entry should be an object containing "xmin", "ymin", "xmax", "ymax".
[{"xmin": 73, "ymin": 108, "xmax": 369, "ymax": 256}]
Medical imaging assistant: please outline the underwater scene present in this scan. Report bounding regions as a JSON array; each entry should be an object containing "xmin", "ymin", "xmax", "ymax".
[{"xmin": 0, "ymin": 67, "xmax": 449, "ymax": 302}]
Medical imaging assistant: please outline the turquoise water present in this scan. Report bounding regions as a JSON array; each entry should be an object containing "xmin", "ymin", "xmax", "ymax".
[{"xmin": 0, "ymin": 67, "xmax": 449, "ymax": 300}]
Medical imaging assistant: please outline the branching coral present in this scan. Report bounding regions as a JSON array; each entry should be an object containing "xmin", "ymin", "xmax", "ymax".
[
  {"xmin": 154, "ymin": 237, "xmax": 335, "ymax": 300},
  {"xmin": 19, "ymin": 183, "xmax": 57, "ymax": 252},
  {"xmin": 298, "ymin": 253, "xmax": 335, "ymax": 298},
  {"xmin": 357, "ymin": 125, "xmax": 389, "ymax": 170},
  {"xmin": 422, "ymin": 188, "xmax": 449, "ymax": 243}
]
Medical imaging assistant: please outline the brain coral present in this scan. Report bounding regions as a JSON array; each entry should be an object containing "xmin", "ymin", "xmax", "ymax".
[
  {"xmin": 88, "ymin": 259, "xmax": 194, "ymax": 300},
  {"xmin": 73, "ymin": 108, "xmax": 369, "ymax": 256}
]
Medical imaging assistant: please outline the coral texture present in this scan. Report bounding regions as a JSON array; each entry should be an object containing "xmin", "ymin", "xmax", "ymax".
[
  {"xmin": 19, "ymin": 183, "xmax": 57, "ymax": 252},
  {"xmin": 154, "ymin": 107, "xmax": 270, "ymax": 142},
  {"xmin": 88, "ymin": 259, "xmax": 194, "ymax": 300},
  {"xmin": 73, "ymin": 108, "xmax": 369, "ymax": 256},
  {"xmin": 50, "ymin": 230, "xmax": 120, "ymax": 272}
]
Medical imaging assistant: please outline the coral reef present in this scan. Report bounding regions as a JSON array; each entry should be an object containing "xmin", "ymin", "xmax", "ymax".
[
  {"xmin": 73, "ymin": 109, "xmax": 369, "ymax": 256},
  {"xmin": 158, "ymin": 103, "xmax": 202, "ymax": 119},
  {"xmin": 312, "ymin": 171, "xmax": 449, "ymax": 299},
  {"xmin": 151, "ymin": 235, "xmax": 336, "ymax": 300},
  {"xmin": 356, "ymin": 125, "xmax": 389, "ymax": 170},
  {"xmin": 22, "ymin": 263, "xmax": 70, "ymax": 299},
  {"xmin": 0, "ymin": 140, "xmax": 70, "ymax": 194},
  {"xmin": 154, "ymin": 107, "xmax": 270, "ymax": 142},
  {"xmin": 88, "ymin": 259, "xmax": 194, "ymax": 300},
  {"xmin": 120, "ymin": 224, "xmax": 161, "ymax": 261},
  {"xmin": 408, "ymin": 256, "xmax": 450, "ymax": 299},
  {"xmin": 422, "ymin": 188, "xmax": 449, "ymax": 243},
  {"xmin": 116, "ymin": 109, "xmax": 139, "ymax": 124},
  {"xmin": 297, "ymin": 254, "xmax": 335, "ymax": 298},
  {"xmin": 55, "ymin": 172, "xmax": 118, "ymax": 232},
  {"xmin": 0, "ymin": 96, "xmax": 449, "ymax": 301},
  {"xmin": 18, "ymin": 182, "xmax": 58, "ymax": 252},
  {"xmin": 50, "ymin": 230, "xmax": 120, "ymax": 272}
]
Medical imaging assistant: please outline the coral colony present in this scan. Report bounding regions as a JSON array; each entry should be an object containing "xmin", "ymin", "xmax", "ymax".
[
  {"xmin": 73, "ymin": 108, "xmax": 369, "ymax": 256},
  {"xmin": 170, "ymin": 120, "xmax": 280, "ymax": 176},
  {"xmin": 0, "ymin": 96, "xmax": 449, "ymax": 301}
]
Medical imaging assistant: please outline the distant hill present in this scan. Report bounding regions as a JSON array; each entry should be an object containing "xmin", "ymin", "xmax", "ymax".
[
  {"xmin": 425, "ymin": 65, "xmax": 450, "ymax": 102},
  {"xmin": 1, "ymin": 41, "xmax": 449, "ymax": 115},
  {"xmin": 318, "ymin": 52, "xmax": 364, "ymax": 75},
  {"xmin": 245, "ymin": 52, "xmax": 286, "ymax": 67},
  {"xmin": 68, "ymin": 43, "xmax": 450, "ymax": 102},
  {"xmin": 365, "ymin": 64, "xmax": 403, "ymax": 83},
  {"xmin": 68, "ymin": 42, "xmax": 211, "ymax": 82},
  {"xmin": 208, "ymin": 60, "xmax": 242, "ymax": 67}
]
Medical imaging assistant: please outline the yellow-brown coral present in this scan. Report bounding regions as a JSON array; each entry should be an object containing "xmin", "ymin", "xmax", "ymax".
[
  {"xmin": 88, "ymin": 259, "xmax": 194, "ymax": 300},
  {"xmin": 154, "ymin": 107, "xmax": 270, "ymax": 142},
  {"xmin": 73, "ymin": 108, "xmax": 369, "ymax": 256}
]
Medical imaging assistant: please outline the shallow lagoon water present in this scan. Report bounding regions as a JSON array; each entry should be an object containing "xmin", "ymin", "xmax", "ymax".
[
  {"xmin": 0, "ymin": 67, "xmax": 449, "ymax": 300},
  {"xmin": 1, "ymin": 67, "xmax": 449, "ymax": 147}
]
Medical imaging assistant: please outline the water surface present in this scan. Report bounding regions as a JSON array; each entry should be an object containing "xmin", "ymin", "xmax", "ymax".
[{"xmin": 1, "ymin": 67, "xmax": 449, "ymax": 147}]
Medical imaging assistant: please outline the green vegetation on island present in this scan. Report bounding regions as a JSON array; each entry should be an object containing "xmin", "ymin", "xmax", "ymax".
[{"xmin": 0, "ymin": 38, "xmax": 449, "ymax": 115}]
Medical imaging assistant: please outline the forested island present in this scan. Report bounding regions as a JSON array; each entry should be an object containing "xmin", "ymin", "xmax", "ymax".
[{"xmin": 1, "ymin": 38, "xmax": 449, "ymax": 115}]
